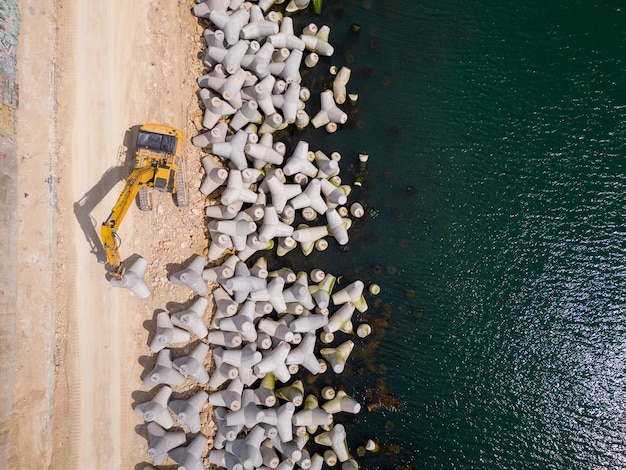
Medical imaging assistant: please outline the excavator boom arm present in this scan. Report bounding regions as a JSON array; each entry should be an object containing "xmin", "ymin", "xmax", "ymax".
[{"xmin": 101, "ymin": 166, "xmax": 157, "ymax": 276}]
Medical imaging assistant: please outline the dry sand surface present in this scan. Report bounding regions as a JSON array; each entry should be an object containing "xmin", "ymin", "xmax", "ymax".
[{"xmin": 11, "ymin": 0, "xmax": 211, "ymax": 468}]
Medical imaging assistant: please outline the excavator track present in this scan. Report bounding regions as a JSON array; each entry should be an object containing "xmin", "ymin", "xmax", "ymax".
[
  {"xmin": 137, "ymin": 187, "xmax": 151, "ymax": 211},
  {"xmin": 175, "ymin": 156, "xmax": 188, "ymax": 207}
]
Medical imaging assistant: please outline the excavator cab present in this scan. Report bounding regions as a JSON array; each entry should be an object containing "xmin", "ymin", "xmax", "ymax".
[
  {"xmin": 133, "ymin": 124, "xmax": 187, "ymax": 206},
  {"xmin": 136, "ymin": 129, "xmax": 178, "ymax": 155}
]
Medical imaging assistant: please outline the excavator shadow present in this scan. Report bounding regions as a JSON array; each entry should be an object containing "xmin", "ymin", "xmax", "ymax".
[{"xmin": 73, "ymin": 127, "xmax": 138, "ymax": 264}]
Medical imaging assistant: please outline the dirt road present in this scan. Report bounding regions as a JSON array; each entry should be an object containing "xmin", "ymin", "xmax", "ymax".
[{"xmin": 11, "ymin": 0, "xmax": 206, "ymax": 467}]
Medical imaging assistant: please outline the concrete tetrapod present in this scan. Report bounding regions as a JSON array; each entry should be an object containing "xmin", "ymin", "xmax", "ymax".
[
  {"xmin": 311, "ymin": 90, "xmax": 348, "ymax": 129},
  {"xmin": 281, "ymin": 82, "xmax": 302, "ymax": 124},
  {"xmin": 324, "ymin": 302, "xmax": 355, "ymax": 335},
  {"xmin": 220, "ymin": 169, "xmax": 258, "ymax": 206},
  {"xmin": 233, "ymin": 343, "xmax": 263, "ymax": 386},
  {"xmin": 215, "ymin": 215, "xmax": 258, "ymax": 253},
  {"xmin": 236, "ymin": 234, "xmax": 274, "ymax": 263},
  {"xmin": 172, "ymin": 342, "xmax": 210, "ymax": 384},
  {"xmin": 253, "ymin": 341, "xmax": 292, "ymax": 383},
  {"xmin": 244, "ymin": 76, "xmax": 277, "ymax": 116},
  {"xmin": 227, "ymin": 423, "xmax": 266, "ymax": 469},
  {"xmin": 292, "ymin": 405, "xmax": 333, "ymax": 428},
  {"xmin": 260, "ymin": 444, "xmax": 280, "ymax": 469},
  {"xmin": 209, "ymin": 7, "xmax": 250, "ymax": 46},
  {"xmin": 283, "ymin": 271, "xmax": 315, "ymax": 310},
  {"xmin": 342, "ymin": 458, "xmax": 360, "ymax": 470},
  {"xmin": 202, "ymin": 95, "xmax": 237, "ymax": 129},
  {"xmin": 143, "ymin": 349, "xmax": 186, "ymax": 387},
  {"xmin": 245, "ymin": 140, "xmax": 284, "ymax": 167},
  {"xmin": 309, "ymin": 453, "xmax": 325, "ymax": 470},
  {"xmin": 330, "ymin": 424, "xmax": 350, "ymax": 463},
  {"xmin": 218, "ymin": 68, "xmax": 248, "ymax": 110},
  {"xmin": 192, "ymin": 0, "xmax": 228, "ymax": 19},
  {"xmin": 221, "ymin": 39, "xmax": 249, "ymax": 75},
  {"xmin": 213, "ymin": 406, "xmax": 243, "ymax": 449},
  {"xmin": 320, "ymin": 340, "xmax": 355, "ymax": 374},
  {"xmin": 264, "ymin": 172, "xmax": 303, "ymax": 214},
  {"xmin": 133, "ymin": 385, "xmax": 174, "ymax": 429},
  {"xmin": 203, "ymin": 254, "xmax": 238, "ymax": 282},
  {"xmin": 224, "ymin": 266, "xmax": 267, "ymax": 304},
  {"xmin": 209, "ymin": 376, "xmax": 245, "ymax": 411},
  {"xmin": 298, "ymin": 449, "xmax": 313, "ymax": 469},
  {"xmin": 274, "ymin": 401, "xmax": 296, "ymax": 443},
  {"xmin": 229, "ymin": 100, "xmax": 263, "ymax": 131},
  {"xmin": 314, "ymin": 424, "xmax": 350, "ymax": 464},
  {"xmin": 283, "ymin": 141, "xmax": 316, "ymax": 177},
  {"xmin": 169, "ymin": 433, "xmax": 209, "ymax": 470},
  {"xmin": 272, "ymin": 48, "xmax": 303, "ymax": 84},
  {"xmin": 200, "ymin": 156, "xmax": 228, "ymax": 195},
  {"xmin": 322, "ymin": 390, "xmax": 362, "ymax": 415},
  {"xmin": 286, "ymin": 331, "xmax": 322, "ymax": 374},
  {"xmin": 267, "ymin": 16, "xmax": 305, "ymax": 51},
  {"xmin": 270, "ymin": 266, "xmax": 297, "ymax": 284},
  {"xmin": 207, "ymin": 229, "xmax": 234, "ymax": 262},
  {"xmin": 218, "ymin": 300, "xmax": 258, "ymax": 342},
  {"xmin": 146, "ymin": 422, "xmax": 186, "ymax": 465},
  {"xmin": 149, "ymin": 310, "xmax": 191, "ymax": 353},
  {"xmin": 220, "ymin": 343, "xmax": 263, "ymax": 370},
  {"xmin": 208, "ymin": 448, "xmax": 244, "ymax": 470},
  {"xmin": 323, "ymin": 449, "xmax": 338, "ymax": 466},
  {"xmin": 291, "ymin": 225, "xmax": 329, "ymax": 245},
  {"xmin": 269, "ymin": 433, "xmax": 304, "ymax": 462},
  {"xmin": 319, "ymin": 177, "xmax": 348, "ymax": 207},
  {"xmin": 242, "ymin": 7, "xmax": 279, "ymax": 42},
  {"xmin": 315, "ymin": 150, "xmax": 340, "ymax": 179},
  {"xmin": 169, "ymin": 255, "xmax": 208, "ymax": 296},
  {"xmin": 257, "ymin": 317, "xmax": 294, "ymax": 343},
  {"xmin": 311, "ymin": 273, "xmax": 336, "ymax": 311},
  {"xmin": 213, "ymin": 286, "xmax": 239, "ymax": 319},
  {"xmin": 209, "ymin": 361, "xmax": 239, "ymax": 389},
  {"xmin": 253, "ymin": 373, "xmax": 277, "ymax": 407},
  {"xmin": 301, "ymin": 26, "xmax": 334, "ymax": 56},
  {"xmin": 249, "ymin": 256, "xmax": 269, "ymax": 279},
  {"xmin": 192, "ymin": 121, "xmax": 228, "ymax": 148},
  {"xmin": 171, "ymin": 296, "xmax": 209, "ymax": 339},
  {"xmin": 266, "ymin": 276, "xmax": 287, "ymax": 313},
  {"xmin": 168, "ymin": 390, "xmax": 208, "ymax": 433},
  {"xmin": 225, "ymin": 389, "xmax": 266, "ymax": 428},
  {"xmin": 110, "ymin": 255, "xmax": 150, "ymax": 298},
  {"xmin": 258, "ymin": 206, "xmax": 294, "ymax": 243},
  {"xmin": 325, "ymin": 207, "xmax": 349, "ymax": 246},
  {"xmin": 332, "ymin": 66, "xmax": 352, "ymax": 105},
  {"xmin": 289, "ymin": 178, "xmax": 328, "ymax": 214},
  {"xmin": 276, "ymin": 379, "xmax": 305, "ymax": 406},
  {"xmin": 210, "ymin": 130, "xmax": 249, "ymax": 170},
  {"xmin": 331, "ymin": 280, "xmax": 365, "ymax": 305},
  {"xmin": 207, "ymin": 330, "xmax": 243, "ymax": 348}
]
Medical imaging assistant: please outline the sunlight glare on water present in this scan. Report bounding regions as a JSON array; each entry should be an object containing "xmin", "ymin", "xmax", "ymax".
[{"xmin": 312, "ymin": 1, "xmax": 626, "ymax": 468}]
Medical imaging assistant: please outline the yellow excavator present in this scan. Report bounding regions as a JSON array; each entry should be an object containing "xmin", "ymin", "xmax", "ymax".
[{"xmin": 101, "ymin": 124, "xmax": 187, "ymax": 280}]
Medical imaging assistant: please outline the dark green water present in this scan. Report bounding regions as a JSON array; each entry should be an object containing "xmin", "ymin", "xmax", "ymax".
[{"xmin": 288, "ymin": 1, "xmax": 626, "ymax": 468}]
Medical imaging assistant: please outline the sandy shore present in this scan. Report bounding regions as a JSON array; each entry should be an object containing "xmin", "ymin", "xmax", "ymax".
[{"xmin": 10, "ymin": 0, "xmax": 208, "ymax": 467}]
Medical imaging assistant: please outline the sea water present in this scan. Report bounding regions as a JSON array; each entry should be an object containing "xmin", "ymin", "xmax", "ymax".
[{"xmin": 279, "ymin": 1, "xmax": 626, "ymax": 468}]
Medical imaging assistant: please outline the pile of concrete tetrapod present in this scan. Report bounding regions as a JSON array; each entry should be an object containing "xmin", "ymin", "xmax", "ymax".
[{"xmin": 132, "ymin": 1, "xmax": 380, "ymax": 469}]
